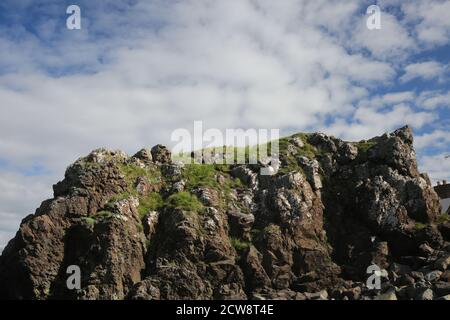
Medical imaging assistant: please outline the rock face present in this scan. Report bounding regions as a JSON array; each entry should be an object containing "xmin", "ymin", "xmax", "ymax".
[{"xmin": 0, "ymin": 126, "xmax": 449, "ymax": 300}]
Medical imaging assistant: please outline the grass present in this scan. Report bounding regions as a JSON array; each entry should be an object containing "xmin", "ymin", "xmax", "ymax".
[
  {"xmin": 183, "ymin": 164, "xmax": 219, "ymax": 189},
  {"xmin": 137, "ymin": 192, "xmax": 164, "ymax": 218},
  {"xmin": 166, "ymin": 191, "xmax": 203, "ymax": 211},
  {"xmin": 119, "ymin": 163, "xmax": 161, "ymax": 189},
  {"xmin": 230, "ymin": 237, "xmax": 251, "ymax": 252},
  {"xmin": 437, "ymin": 213, "xmax": 450, "ymax": 224},
  {"xmin": 356, "ymin": 140, "xmax": 377, "ymax": 153},
  {"xmin": 96, "ymin": 210, "xmax": 113, "ymax": 219},
  {"xmin": 414, "ymin": 222, "xmax": 427, "ymax": 231},
  {"xmin": 81, "ymin": 217, "xmax": 96, "ymax": 226}
]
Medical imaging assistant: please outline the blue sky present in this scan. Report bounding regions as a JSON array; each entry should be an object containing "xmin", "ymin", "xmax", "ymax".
[{"xmin": 0, "ymin": 0, "xmax": 449, "ymax": 251}]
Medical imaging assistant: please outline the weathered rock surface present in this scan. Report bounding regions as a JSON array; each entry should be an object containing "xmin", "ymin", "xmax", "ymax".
[{"xmin": 0, "ymin": 126, "xmax": 449, "ymax": 300}]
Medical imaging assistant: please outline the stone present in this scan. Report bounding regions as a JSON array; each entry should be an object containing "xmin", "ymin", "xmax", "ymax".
[
  {"xmin": 417, "ymin": 288, "xmax": 434, "ymax": 300},
  {"xmin": 434, "ymin": 281, "xmax": 450, "ymax": 296},
  {"xmin": 418, "ymin": 243, "xmax": 434, "ymax": 257},
  {"xmin": 151, "ymin": 144, "xmax": 171, "ymax": 163},
  {"xmin": 305, "ymin": 290, "xmax": 329, "ymax": 300},
  {"xmin": 133, "ymin": 148, "xmax": 153, "ymax": 163},
  {"xmin": 440, "ymin": 270, "xmax": 450, "ymax": 282},
  {"xmin": 297, "ymin": 157, "xmax": 322, "ymax": 190},
  {"xmin": 374, "ymin": 289, "xmax": 397, "ymax": 300},
  {"xmin": 290, "ymin": 137, "xmax": 304, "ymax": 148},
  {"xmin": 434, "ymin": 254, "xmax": 450, "ymax": 271},
  {"xmin": 338, "ymin": 142, "xmax": 358, "ymax": 163},
  {"xmin": 424, "ymin": 270, "xmax": 442, "ymax": 282}
]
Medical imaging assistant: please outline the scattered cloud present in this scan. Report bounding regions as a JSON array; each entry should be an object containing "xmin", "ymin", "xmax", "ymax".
[
  {"xmin": 400, "ymin": 61, "xmax": 447, "ymax": 83},
  {"xmin": 0, "ymin": 0, "xmax": 449, "ymax": 251},
  {"xmin": 418, "ymin": 90, "xmax": 450, "ymax": 109}
]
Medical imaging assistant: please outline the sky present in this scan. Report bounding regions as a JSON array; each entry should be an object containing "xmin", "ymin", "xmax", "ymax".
[{"xmin": 0, "ymin": 0, "xmax": 449, "ymax": 252}]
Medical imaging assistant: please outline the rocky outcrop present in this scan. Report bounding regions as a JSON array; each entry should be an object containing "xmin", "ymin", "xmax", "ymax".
[{"xmin": 0, "ymin": 126, "xmax": 448, "ymax": 300}]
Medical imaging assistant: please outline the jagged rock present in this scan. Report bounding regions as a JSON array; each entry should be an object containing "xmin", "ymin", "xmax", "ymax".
[
  {"xmin": 308, "ymin": 133, "xmax": 337, "ymax": 153},
  {"xmin": 337, "ymin": 142, "xmax": 358, "ymax": 164},
  {"xmin": 136, "ymin": 176, "xmax": 152, "ymax": 195},
  {"xmin": 417, "ymin": 288, "xmax": 434, "ymax": 300},
  {"xmin": 289, "ymin": 137, "xmax": 304, "ymax": 148},
  {"xmin": 0, "ymin": 126, "xmax": 447, "ymax": 300},
  {"xmin": 434, "ymin": 281, "xmax": 450, "ymax": 296},
  {"xmin": 151, "ymin": 145, "xmax": 171, "ymax": 164},
  {"xmin": 434, "ymin": 254, "xmax": 450, "ymax": 271},
  {"xmin": 374, "ymin": 289, "xmax": 397, "ymax": 300},
  {"xmin": 304, "ymin": 290, "xmax": 328, "ymax": 300},
  {"xmin": 133, "ymin": 148, "xmax": 153, "ymax": 163},
  {"xmin": 298, "ymin": 157, "xmax": 322, "ymax": 190},
  {"xmin": 419, "ymin": 243, "xmax": 434, "ymax": 257},
  {"xmin": 231, "ymin": 166, "xmax": 258, "ymax": 189},
  {"xmin": 143, "ymin": 211, "xmax": 159, "ymax": 239}
]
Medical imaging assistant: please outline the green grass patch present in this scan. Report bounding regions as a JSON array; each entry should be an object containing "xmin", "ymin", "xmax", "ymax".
[
  {"xmin": 437, "ymin": 213, "xmax": 450, "ymax": 224},
  {"xmin": 183, "ymin": 164, "xmax": 219, "ymax": 189},
  {"xmin": 96, "ymin": 210, "xmax": 113, "ymax": 219},
  {"xmin": 166, "ymin": 192, "xmax": 203, "ymax": 211},
  {"xmin": 81, "ymin": 217, "xmax": 96, "ymax": 226},
  {"xmin": 119, "ymin": 164, "xmax": 161, "ymax": 189},
  {"xmin": 356, "ymin": 140, "xmax": 377, "ymax": 153},
  {"xmin": 138, "ymin": 192, "xmax": 164, "ymax": 218},
  {"xmin": 230, "ymin": 237, "xmax": 251, "ymax": 252},
  {"xmin": 414, "ymin": 222, "xmax": 427, "ymax": 231}
]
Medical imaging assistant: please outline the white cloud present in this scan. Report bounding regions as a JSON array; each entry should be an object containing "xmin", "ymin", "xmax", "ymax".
[
  {"xmin": 326, "ymin": 103, "xmax": 435, "ymax": 141},
  {"xmin": 401, "ymin": 0, "xmax": 450, "ymax": 46},
  {"xmin": 400, "ymin": 61, "xmax": 446, "ymax": 83},
  {"xmin": 418, "ymin": 90, "xmax": 450, "ymax": 109},
  {"xmin": 415, "ymin": 130, "xmax": 450, "ymax": 150},
  {"xmin": 351, "ymin": 11, "xmax": 415, "ymax": 60}
]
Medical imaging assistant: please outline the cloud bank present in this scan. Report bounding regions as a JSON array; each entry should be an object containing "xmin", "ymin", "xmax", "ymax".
[{"xmin": 0, "ymin": 0, "xmax": 449, "ymax": 251}]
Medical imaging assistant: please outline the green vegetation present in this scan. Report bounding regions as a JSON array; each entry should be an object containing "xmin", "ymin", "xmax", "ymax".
[
  {"xmin": 96, "ymin": 210, "xmax": 113, "ymax": 219},
  {"xmin": 166, "ymin": 192, "xmax": 203, "ymax": 211},
  {"xmin": 119, "ymin": 163, "xmax": 161, "ymax": 189},
  {"xmin": 183, "ymin": 164, "xmax": 219, "ymax": 189},
  {"xmin": 230, "ymin": 237, "xmax": 251, "ymax": 252},
  {"xmin": 137, "ymin": 192, "xmax": 164, "ymax": 218},
  {"xmin": 414, "ymin": 222, "xmax": 427, "ymax": 231},
  {"xmin": 356, "ymin": 140, "xmax": 377, "ymax": 153},
  {"xmin": 437, "ymin": 213, "xmax": 450, "ymax": 224},
  {"xmin": 81, "ymin": 217, "xmax": 96, "ymax": 226}
]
